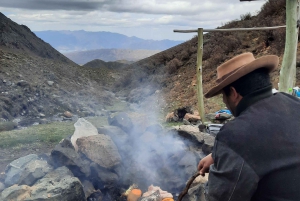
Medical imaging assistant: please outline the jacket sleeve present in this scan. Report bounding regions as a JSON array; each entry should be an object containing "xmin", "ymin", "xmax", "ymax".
[{"xmin": 205, "ymin": 140, "xmax": 259, "ymax": 201}]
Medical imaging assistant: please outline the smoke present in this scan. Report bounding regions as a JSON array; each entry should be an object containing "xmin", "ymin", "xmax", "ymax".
[{"xmin": 113, "ymin": 83, "xmax": 198, "ymax": 193}]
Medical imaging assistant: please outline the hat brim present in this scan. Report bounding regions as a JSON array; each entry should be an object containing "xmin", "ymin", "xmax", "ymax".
[{"xmin": 205, "ymin": 55, "xmax": 279, "ymax": 98}]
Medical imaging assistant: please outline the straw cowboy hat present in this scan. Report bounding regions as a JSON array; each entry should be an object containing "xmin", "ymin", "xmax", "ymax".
[{"xmin": 205, "ymin": 52, "xmax": 279, "ymax": 98}]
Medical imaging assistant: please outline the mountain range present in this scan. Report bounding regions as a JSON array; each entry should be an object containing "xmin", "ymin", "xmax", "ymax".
[
  {"xmin": 34, "ymin": 30, "xmax": 184, "ymax": 53},
  {"xmin": 63, "ymin": 49, "xmax": 161, "ymax": 65}
]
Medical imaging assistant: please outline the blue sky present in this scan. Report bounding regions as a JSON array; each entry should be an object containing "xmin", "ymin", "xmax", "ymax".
[{"xmin": 0, "ymin": 0, "xmax": 267, "ymax": 41}]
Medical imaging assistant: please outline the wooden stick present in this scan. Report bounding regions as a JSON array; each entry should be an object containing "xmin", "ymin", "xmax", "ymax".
[
  {"xmin": 177, "ymin": 172, "xmax": 200, "ymax": 201},
  {"xmin": 173, "ymin": 26, "xmax": 286, "ymax": 33}
]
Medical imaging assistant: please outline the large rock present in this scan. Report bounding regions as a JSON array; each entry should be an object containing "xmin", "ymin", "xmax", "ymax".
[
  {"xmin": 202, "ymin": 133, "xmax": 215, "ymax": 155},
  {"xmin": 81, "ymin": 180, "xmax": 96, "ymax": 199},
  {"xmin": 5, "ymin": 154, "xmax": 39, "ymax": 187},
  {"xmin": 173, "ymin": 125, "xmax": 204, "ymax": 145},
  {"xmin": 1, "ymin": 166, "xmax": 86, "ymax": 201},
  {"xmin": 108, "ymin": 112, "xmax": 133, "ymax": 134},
  {"xmin": 90, "ymin": 162, "xmax": 119, "ymax": 185},
  {"xmin": 97, "ymin": 125, "xmax": 129, "ymax": 148},
  {"xmin": 50, "ymin": 138, "xmax": 91, "ymax": 177},
  {"xmin": 184, "ymin": 113, "xmax": 201, "ymax": 124},
  {"xmin": 18, "ymin": 159, "xmax": 53, "ymax": 186},
  {"xmin": 0, "ymin": 182, "xmax": 4, "ymax": 192},
  {"xmin": 182, "ymin": 183, "xmax": 206, "ymax": 201},
  {"xmin": 77, "ymin": 134, "xmax": 121, "ymax": 169}
]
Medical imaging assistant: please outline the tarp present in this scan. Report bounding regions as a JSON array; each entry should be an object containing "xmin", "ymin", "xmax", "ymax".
[{"xmin": 215, "ymin": 109, "xmax": 232, "ymax": 115}]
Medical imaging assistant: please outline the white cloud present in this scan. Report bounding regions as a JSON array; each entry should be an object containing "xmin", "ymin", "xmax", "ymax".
[{"xmin": 0, "ymin": 0, "xmax": 268, "ymax": 40}]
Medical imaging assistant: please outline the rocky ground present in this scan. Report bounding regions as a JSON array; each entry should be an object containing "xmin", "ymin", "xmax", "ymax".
[{"xmin": 0, "ymin": 112, "xmax": 214, "ymax": 200}]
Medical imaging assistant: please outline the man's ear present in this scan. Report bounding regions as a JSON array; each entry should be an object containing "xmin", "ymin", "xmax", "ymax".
[{"xmin": 230, "ymin": 86, "xmax": 243, "ymax": 102}]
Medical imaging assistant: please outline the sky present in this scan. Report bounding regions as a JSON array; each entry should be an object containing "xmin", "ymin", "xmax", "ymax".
[{"xmin": 0, "ymin": 0, "xmax": 266, "ymax": 41}]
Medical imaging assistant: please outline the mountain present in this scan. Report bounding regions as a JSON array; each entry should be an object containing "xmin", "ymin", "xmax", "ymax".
[
  {"xmin": 0, "ymin": 12, "xmax": 118, "ymax": 124},
  {"xmin": 34, "ymin": 30, "xmax": 184, "ymax": 52},
  {"xmin": 0, "ymin": 13, "xmax": 71, "ymax": 63},
  {"xmin": 64, "ymin": 49, "xmax": 160, "ymax": 65},
  {"xmin": 83, "ymin": 59, "xmax": 128, "ymax": 69}
]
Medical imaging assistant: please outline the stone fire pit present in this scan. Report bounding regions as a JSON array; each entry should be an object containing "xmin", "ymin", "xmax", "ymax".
[{"xmin": 0, "ymin": 112, "xmax": 215, "ymax": 201}]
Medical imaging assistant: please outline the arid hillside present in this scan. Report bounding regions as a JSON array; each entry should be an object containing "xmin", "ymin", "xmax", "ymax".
[
  {"xmin": 0, "ymin": 12, "xmax": 119, "ymax": 124},
  {"xmin": 113, "ymin": 0, "xmax": 300, "ymax": 114}
]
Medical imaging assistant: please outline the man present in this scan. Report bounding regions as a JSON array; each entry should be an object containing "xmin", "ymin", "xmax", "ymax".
[{"xmin": 197, "ymin": 52, "xmax": 300, "ymax": 201}]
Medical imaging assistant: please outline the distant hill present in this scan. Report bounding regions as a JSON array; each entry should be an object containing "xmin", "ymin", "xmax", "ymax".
[
  {"xmin": 34, "ymin": 30, "xmax": 184, "ymax": 52},
  {"xmin": 83, "ymin": 59, "xmax": 128, "ymax": 69},
  {"xmin": 64, "ymin": 49, "xmax": 160, "ymax": 65}
]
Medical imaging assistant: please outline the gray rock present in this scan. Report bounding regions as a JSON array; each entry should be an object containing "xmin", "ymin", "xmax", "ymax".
[
  {"xmin": 5, "ymin": 154, "xmax": 39, "ymax": 187},
  {"xmin": 0, "ymin": 185, "xmax": 32, "ymax": 200},
  {"xmin": 77, "ymin": 134, "xmax": 121, "ymax": 169},
  {"xmin": 215, "ymin": 113, "xmax": 232, "ymax": 120},
  {"xmin": 97, "ymin": 125, "xmax": 129, "ymax": 148},
  {"xmin": 202, "ymin": 133, "xmax": 215, "ymax": 155},
  {"xmin": 18, "ymin": 159, "xmax": 53, "ymax": 186},
  {"xmin": 1, "ymin": 166, "xmax": 86, "ymax": 201},
  {"xmin": 0, "ymin": 182, "xmax": 4, "ymax": 192},
  {"xmin": 90, "ymin": 162, "xmax": 119, "ymax": 185},
  {"xmin": 108, "ymin": 112, "xmax": 133, "ymax": 134},
  {"xmin": 81, "ymin": 180, "xmax": 96, "ymax": 199},
  {"xmin": 47, "ymin": 81, "xmax": 54, "ymax": 86},
  {"xmin": 173, "ymin": 125, "xmax": 204, "ymax": 145},
  {"xmin": 50, "ymin": 138, "xmax": 91, "ymax": 177},
  {"xmin": 182, "ymin": 183, "xmax": 206, "ymax": 201},
  {"xmin": 178, "ymin": 152, "xmax": 198, "ymax": 178}
]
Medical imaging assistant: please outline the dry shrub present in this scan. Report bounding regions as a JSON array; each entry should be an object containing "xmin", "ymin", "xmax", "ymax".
[
  {"xmin": 240, "ymin": 12, "xmax": 252, "ymax": 21},
  {"xmin": 222, "ymin": 34, "xmax": 242, "ymax": 53},
  {"xmin": 259, "ymin": 0, "xmax": 286, "ymax": 17},
  {"xmin": 166, "ymin": 58, "xmax": 182, "ymax": 74},
  {"xmin": 113, "ymin": 71, "xmax": 132, "ymax": 89},
  {"xmin": 179, "ymin": 50, "xmax": 190, "ymax": 61}
]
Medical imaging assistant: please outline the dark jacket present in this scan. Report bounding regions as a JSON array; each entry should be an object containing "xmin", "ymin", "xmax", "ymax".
[{"xmin": 206, "ymin": 86, "xmax": 300, "ymax": 201}]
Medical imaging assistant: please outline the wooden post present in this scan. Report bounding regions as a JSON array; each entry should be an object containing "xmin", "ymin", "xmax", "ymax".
[
  {"xmin": 196, "ymin": 28, "xmax": 206, "ymax": 123},
  {"xmin": 279, "ymin": 0, "xmax": 299, "ymax": 93}
]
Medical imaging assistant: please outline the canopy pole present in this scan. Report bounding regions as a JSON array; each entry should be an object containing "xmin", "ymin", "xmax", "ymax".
[{"xmin": 196, "ymin": 28, "xmax": 206, "ymax": 123}]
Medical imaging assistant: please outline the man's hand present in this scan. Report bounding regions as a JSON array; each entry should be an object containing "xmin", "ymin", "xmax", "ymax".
[{"xmin": 197, "ymin": 153, "xmax": 214, "ymax": 176}]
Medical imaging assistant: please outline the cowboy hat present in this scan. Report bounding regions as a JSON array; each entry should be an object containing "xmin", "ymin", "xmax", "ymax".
[{"xmin": 205, "ymin": 52, "xmax": 279, "ymax": 98}]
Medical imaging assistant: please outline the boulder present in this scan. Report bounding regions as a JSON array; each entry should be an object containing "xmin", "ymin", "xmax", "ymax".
[
  {"xmin": 63, "ymin": 111, "xmax": 73, "ymax": 118},
  {"xmin": 0, "ymin": 185, "xmax": 32, "ymax": 201},
  {"xmin": 5, "ymin": 154, "xmax": 39, "ymax": 187},
  {"xmin": 71, "ymin": 118, "xmax": 98, "ymax": 151},
  {"xmin": 165, "ymin": 112, "xmax": 178, "ymax": 122},
  {"xmin": 18, "ymin": 159, "xmax": 53, "ymax": 186},
  {"xmin": 1, "ymin": 166, "xmax": 86, "ymax": 201},
  {"xmin": 0, "ymin": 182, "xmax": 4, "ymax": 192},
  {"xmin": 178, "ymin": 152, "xmax": 197, "ymax": 179},
  {"xmin": 173, "ymin": 125, "xmax": 204, "ymax": 145},
  {"xmin": 108, "ymin": 112, "xmax": 133, "ymax": 134},
  {"xmin": 202, "ymin": 134, "xmax": 215, "ymax": 155},
  {"xmin": 97, "ymin": 125, "xmax": 129, "ymax": 148},
  {"xmin": 90, "ymin": 162, "xmax": 119, "ymax": 185},
  {"xmin": 182, "ymin": 183, "xmax": 206, "ymax": 201},
  {"xmin": 32, "ymin": 166, "xmax": 85, "ymax": 200},
  {"xmin": 81, "ymin": 180, "xmax": 96, "ymax": 199},
  {"xmin": 215, "ymin": 113, "xmax": 232, "ymax": 120},
  {"xmin": 184, "ymin": 113, "xmax": 201, "ymax": 123},
  {"xmin": 77, "ymin": 134, "xmax": 121, "ymax": 169},
  {"xmin": 50, "ymin": 138, "xmax": 91, "ymax": 177}
]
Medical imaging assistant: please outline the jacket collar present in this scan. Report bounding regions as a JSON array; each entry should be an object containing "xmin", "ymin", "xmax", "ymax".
[{"xmin": 235, "ymin": 85, "xmax": 273, "ymax": 117}]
